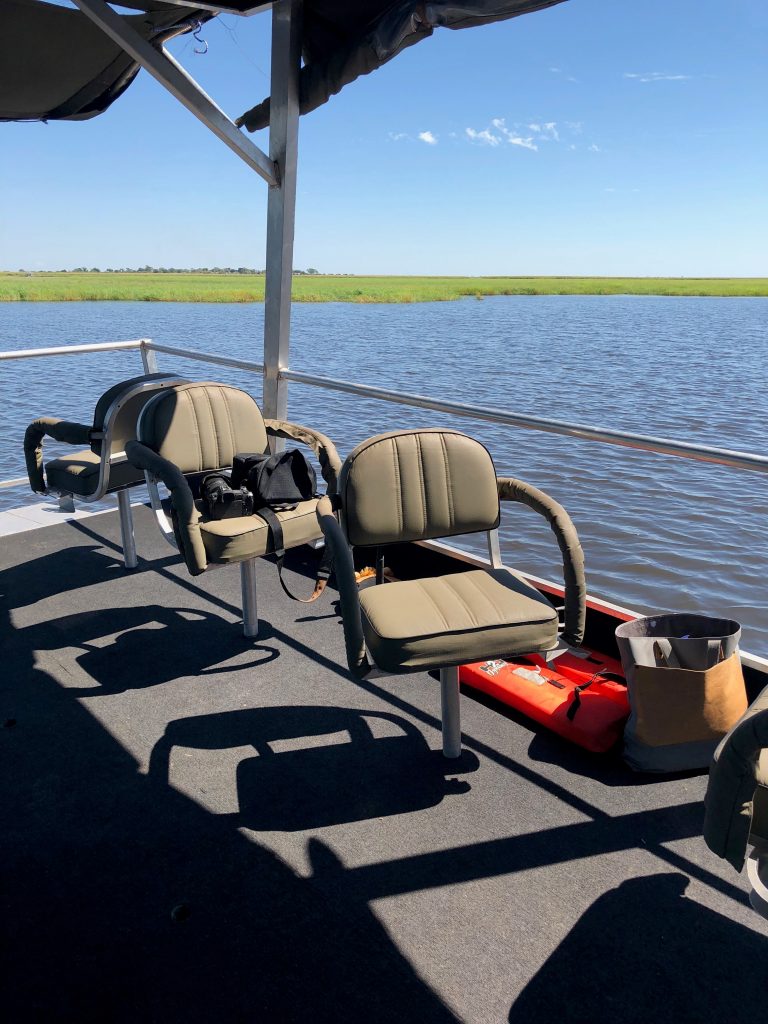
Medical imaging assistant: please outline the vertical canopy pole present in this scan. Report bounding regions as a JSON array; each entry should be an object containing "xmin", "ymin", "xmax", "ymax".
[{"xmin": 262, "ymin": 0, "xmax": 302, "ymax": 422}]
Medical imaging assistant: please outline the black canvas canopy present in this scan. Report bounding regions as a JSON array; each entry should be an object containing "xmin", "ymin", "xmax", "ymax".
[
  {"xmin": 1, "ymin": 1, "xmax": 567, "ymax": 125},
  {"xmin": 0, "ymin": 1, "xmax": 216, "ymax": 121}
]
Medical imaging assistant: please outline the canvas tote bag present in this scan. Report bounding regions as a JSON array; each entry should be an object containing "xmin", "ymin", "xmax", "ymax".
[{"xmin": 615, "ymin": 613, "xmax": 748, "ymax": 772}]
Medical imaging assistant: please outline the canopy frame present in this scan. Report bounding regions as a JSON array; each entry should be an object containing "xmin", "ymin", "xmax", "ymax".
[
  {"xmin": 72, "ymin": 0, "xmax": 299, "ymax": 421},
  {"xmin": 72, "ymin": 0, "xmax": 277, "ymax": 184}
]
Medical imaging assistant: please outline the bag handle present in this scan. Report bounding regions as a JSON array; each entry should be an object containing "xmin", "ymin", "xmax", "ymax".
[{"xmin": 257, "ymin": 506, "xmax": 332, "ymax": 603}]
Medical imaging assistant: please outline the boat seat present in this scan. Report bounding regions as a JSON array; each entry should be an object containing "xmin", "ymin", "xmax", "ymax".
[
  {"xmin": 360, "ymin": 568, "xmax": 558, "ymax": 674},
  {"xmin": 23, "ymin": 372, "xmax": 188, "ymax": 567},
  {"xmin": 44, "ymin": 448, "xmax": 146, "ymax": 498},
  {"xmin": 198, "ymin": 498, "xmax": 320, "ymax": 564},
  {"xmin": 316, "ymin": 428, "xmax": 586, "ymax": 757},
  {"xmin": 125, "ymin": 381, "xmax": 341, "ymax": 638},
  {"xmin": 704, "ymin": 682, "xmax": 768, "ymax": 919}
]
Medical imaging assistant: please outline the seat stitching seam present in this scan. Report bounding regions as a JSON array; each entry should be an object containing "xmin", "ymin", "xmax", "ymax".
[
  {"xmin": 465, "ymin": 571, "xmax": 504, "ymax": 623},
  {"xmin": 439, "ymin": 433, "xmax": 454, "ymax": 531},
  {"xmin": 392, "ymin": 438, "xmax": 403, "ymax": 535},
  {"xmin": 415, "ymin": 433, "xmax": 427, "ymax": 536},
  {"xmin": 185, "ymin": 392, "xmax": 203, "ymax": 472},
  {"xmin": 221, "ymin": 388, "xmax": 237, "ymax": 463},
  {"xmin": 189, "ymin": 389, "xmax": 206, "ymax": 470},
  {"xmin": 203, "ymin": 387, "xmax": 221, "ymax": 469},
  {"xmin": 444, "ymin": 575, "xmax": 480, "ymax": 628},
  {"xmin": 415, "ymin": 580, "xmax": 451, "ymax": 632}
]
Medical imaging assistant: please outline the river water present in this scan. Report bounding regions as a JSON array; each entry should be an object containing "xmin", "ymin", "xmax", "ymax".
[{"xmin": 2, "ymin": 296, "xmax": 766, "ymax": 655}]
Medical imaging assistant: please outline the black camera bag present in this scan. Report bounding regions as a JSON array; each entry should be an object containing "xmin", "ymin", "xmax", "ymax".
[
  {"xmin": 233, "ymin": 449, "xmax": 329, "ymax": 604},
  {"xmin": 232, "ymin": 449, "xmax": 317, "ymax": 510}
]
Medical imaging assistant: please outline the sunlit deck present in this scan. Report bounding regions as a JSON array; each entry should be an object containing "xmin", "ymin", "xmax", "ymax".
[{"xmin": 3, "ymin": 503, "xmax": 766, "ymax": 1022}]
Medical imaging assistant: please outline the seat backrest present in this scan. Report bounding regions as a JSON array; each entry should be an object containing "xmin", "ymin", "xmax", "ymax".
[
  {"xmin": 91, "ymin": 373, "xmax": 189, "ymax": 459},
  {"xmin": 137, "ymin": 382, "xmax": 269, "ymax": 474},
  {"xmin": 339, "ymin": 429, "xmax": 500, "ymax": 547}
]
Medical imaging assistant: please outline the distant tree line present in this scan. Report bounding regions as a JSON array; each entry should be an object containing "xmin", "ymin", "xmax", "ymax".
[{"xmin": 37, "ymin": 266, "xmax": 323, "ymax": 275}]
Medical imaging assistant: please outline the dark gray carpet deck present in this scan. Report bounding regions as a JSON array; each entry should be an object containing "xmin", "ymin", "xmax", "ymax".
[{"xmin": 2, "ymin": 506, "xmax": 766, "ymax": 1023}]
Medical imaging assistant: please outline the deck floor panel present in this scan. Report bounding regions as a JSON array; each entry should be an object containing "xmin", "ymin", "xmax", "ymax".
[{"xmin": 2, "ymin": 506, "xmax": 766, "ymax": 1022}]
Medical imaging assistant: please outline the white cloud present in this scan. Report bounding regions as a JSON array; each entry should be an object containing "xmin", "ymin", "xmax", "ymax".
[
  {"xmin": 418, "ymin": 131, "xmax": 437, "ymax": 145},
  {"xmin": 465, "ymin": 117, "xmax": 579, "ymax": 154},
  {"xmin": 466, "ymin": 126, "xmax": 502, "ymax": 146},
  {"xmin": 468, "ymin": 118, "xmax": 562, "ymax": 152},
  {"xmin": 588, "ymin": 144, "xmax": 601, "ymax": 152},
  {"xmin": 388, "ymin": 132, "xmax": 408, "ymax": 141},
  {"xmin": 508, "ymin": 135, "xmax": 538, "ymax": 151},
  {"xmin": 526, "ymin": 122, "xmax": 559, "ymax": 141},
  {"xmin": 624, "ymin": 71, "xmax": 692, "ymax": 83}
]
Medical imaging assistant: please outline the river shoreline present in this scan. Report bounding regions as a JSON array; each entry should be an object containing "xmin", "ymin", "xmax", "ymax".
[{"xmin": 2, "ymin": 272, "xmax": 766, "ymax": 303}]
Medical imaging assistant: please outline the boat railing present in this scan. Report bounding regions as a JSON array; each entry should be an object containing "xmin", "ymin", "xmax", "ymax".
[
  {"xmin": 4, "ymin": 335, "xmax": 768, "ymax": 672},
  {"xmin": 2, "ymin": 337, "xmax": 767, "ymax": 485}
]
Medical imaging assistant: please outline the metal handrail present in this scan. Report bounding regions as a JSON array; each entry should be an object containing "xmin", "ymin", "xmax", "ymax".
[
  {"xmin": 0, "ymin": 339, "xmax": 146, "ymax": 361},
  {"xmin": 280, "ymin": 367, "xmax": 768, "ymax": 476},
  {"xmin": 145, "ymin": 341, "xmax": 264, "ymax": 374},
  {"xmin": 2, "ymin": 339, "xmax": 767, "ymax": 490}
]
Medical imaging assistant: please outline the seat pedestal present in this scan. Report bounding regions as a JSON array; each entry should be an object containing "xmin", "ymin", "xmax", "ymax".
[
  {"xmin": 440, "ymin": 666, "xmax": 461, "ymax": 758},
  {"xmin": 241, "ymin": 557, "xmax": 259, "ymax": 637}
]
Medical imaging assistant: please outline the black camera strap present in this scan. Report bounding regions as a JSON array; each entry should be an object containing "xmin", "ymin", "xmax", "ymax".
[{"xmin": 257, "ymin": 506, "xmax": 333, "ymax": 603}]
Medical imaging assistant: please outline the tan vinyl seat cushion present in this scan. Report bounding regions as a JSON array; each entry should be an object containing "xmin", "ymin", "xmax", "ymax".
[
  {"xmin": 359, "ymin": 567, "xmax": 559, "ymax": 673},
  {"xmin": 753, "ymin": 750, "xmax": 768, "ymax": 842},
  {"xmin": 45, "ymin": 450, "xmax": 143, "ymax": 497},
  {"xmin": 198, "ymin": 499, "xmax": 322, "ymax": 564}
]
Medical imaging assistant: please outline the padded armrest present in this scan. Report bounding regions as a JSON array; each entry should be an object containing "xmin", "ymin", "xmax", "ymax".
[
  {"xmin": 264, "ymin": 419, "xmax": 342, "ymax": 497},
  {"xmin": 704, "ymin": 685, "xmax": 768, "ymax": 871},
  {"xmin": 125, "ymin": 439, "xmax": 208, "ymax": 575},
  {"xmin": 316, "ymin": 495, "xmax": 371, "ymax": 678},
  {"xmin": 24, "ymin": 417, "xmax": 92, "ymax": 493},
  {"xmin": 497, "ymin": 477, "xmax": 586, "ymax": 647}
]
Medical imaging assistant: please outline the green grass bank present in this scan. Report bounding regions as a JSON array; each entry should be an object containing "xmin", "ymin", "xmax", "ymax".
[{"xmin": 1, "ymin": 272, "xmax": 766, "ymax": 303}]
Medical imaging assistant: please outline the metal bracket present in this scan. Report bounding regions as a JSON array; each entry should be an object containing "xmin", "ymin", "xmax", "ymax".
[{"xmin": 72, "ymin": 0, "xmax": 278, "ymax": 185}]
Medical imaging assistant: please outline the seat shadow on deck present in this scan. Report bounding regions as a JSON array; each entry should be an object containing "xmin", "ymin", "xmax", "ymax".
[
  {"xmin": 509, "ymin": 872, "xmax": 767, "ymax": 1024},
  {"xmin": 3, "ymin": 510, "xmax": 767, "ymax": 1020},
  {"xmin": 150, "ymin": 706, "xmax": 478, "ymax": 831},
  {"xmin": 17, "ymin": 604, "xmax": 279, "ymax": 696},
  {"xmin": 2, "ymin": 606, "xmax": 463, "ymax": 1021}
]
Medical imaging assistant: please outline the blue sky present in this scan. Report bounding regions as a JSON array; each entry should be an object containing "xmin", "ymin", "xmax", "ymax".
[{"xmin": 1, "ymin": 0, "xmax": 766, "ymax": 275}]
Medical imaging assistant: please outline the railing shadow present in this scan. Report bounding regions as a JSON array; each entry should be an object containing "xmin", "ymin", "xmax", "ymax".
[{"xmin": 0, "ymin": 542, "xmax": 176, "ymax": 609}]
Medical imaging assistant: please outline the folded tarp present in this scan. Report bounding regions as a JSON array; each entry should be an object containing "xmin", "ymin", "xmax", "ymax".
[
  {"xmin": 0, "ymin": 0, "xmax": 213, "ymax": 122},
  {"xmin": 238, "ymin": 0, "xmax": 568, "ymax": 131}
]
